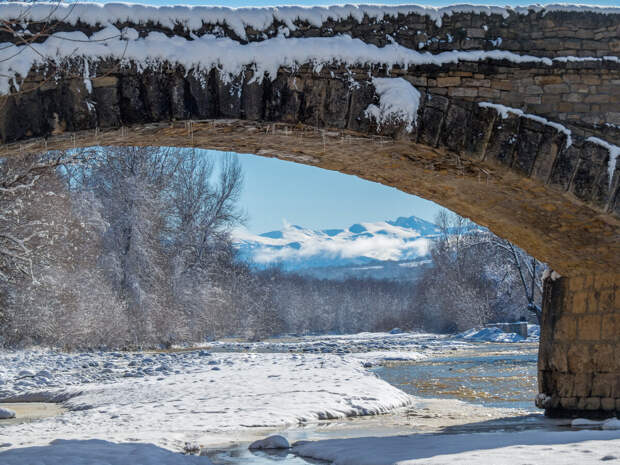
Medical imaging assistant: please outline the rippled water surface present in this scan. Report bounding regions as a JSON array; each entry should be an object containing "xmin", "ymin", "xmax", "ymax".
[{"xmin": 373, "ymin": 343, "xmax": 538, "ymax": 411}]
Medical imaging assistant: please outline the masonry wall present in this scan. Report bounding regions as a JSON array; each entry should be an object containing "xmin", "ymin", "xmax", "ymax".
[
  {"xmin": 5, "ymin": 9, "xmax": 616, "ymax": 59},
  {"xmin": 538, "ymin": 273, "xmax": 620, "ymax": 417},
  {"xmin": 388, "ymin": 61, "xmax": 620, "ymax": 142}
]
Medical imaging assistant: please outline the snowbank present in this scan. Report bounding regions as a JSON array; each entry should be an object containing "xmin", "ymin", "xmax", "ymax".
[
  {"xmin": 292, "ymin": 429, "xmax": 620, "ymax": 465},
  {"xmin": 572, "ymin": 418, "xmax": 620, "ymax": 430},
  {"xmin": 350, "ymin": 351, "xmax": 427, "ymax": 367},
  {"xmin": 365, "ymin": 77, "xmax": 421, "ymax": 133},
  {"xmin": 457, "ymin": 327, "xmax": 525, "ymax": 343},
  {"xmin": 0, "ymin": 439, "xmax": 213, "ymax": 465},
  {"xmin": 0, "ymin": 351, "xmax": 411, "ymax": 451}
]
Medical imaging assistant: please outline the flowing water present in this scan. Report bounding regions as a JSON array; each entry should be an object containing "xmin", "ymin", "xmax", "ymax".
[{"xmin": 373, "ymin": 343, "xmax": 538, "ymax": 411}]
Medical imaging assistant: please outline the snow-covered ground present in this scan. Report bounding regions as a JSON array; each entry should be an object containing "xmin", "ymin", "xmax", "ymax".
[
  {"xmin": 3, "ymin": 329, "xmax": 614, "ymax": 465},
  {"xmin": 293, "ymin": 429, "xmax": 620, "ymax": 465},
  {"xmin": 457, "ymin": 325, "xmax": 540, "ymax": 343},
  {"xmin": 0, "ymin": 349, "xmax": 411, "ymax": 452},
  {"xmin": 200, "ymin": 331, "xmax": 467, "ymax": 356}
]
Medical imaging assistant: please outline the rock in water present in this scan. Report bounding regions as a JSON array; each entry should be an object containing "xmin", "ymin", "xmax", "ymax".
[
  {"xmin": 249, "ymin": 435, "xmax": 290, "ymax": 450},
  {"xmin": 0, "ymin": 408, "xmax": 16, "ymax": 419}
]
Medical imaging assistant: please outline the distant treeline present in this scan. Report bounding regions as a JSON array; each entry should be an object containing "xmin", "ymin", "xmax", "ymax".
[{"xmin": 0, "ymin": 147, "xmax": 542, "ymax": 350}]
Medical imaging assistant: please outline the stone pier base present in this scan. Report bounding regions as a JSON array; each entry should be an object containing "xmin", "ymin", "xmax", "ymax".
[{"xmin": 538, "ymin": 273, "xmax": 620, "ymax": 418}]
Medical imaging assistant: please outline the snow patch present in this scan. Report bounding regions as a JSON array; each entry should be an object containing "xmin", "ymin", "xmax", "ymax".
[
  {"xmin": 365, "ymin": 77, "xmax": 421, "ymax": 133},
  {"xmin": 0, "ymin": 350, "xmax": 412, "ymax": 451},
  {"xmin": 586, "ymin": 137, "xmax": 620, "ymax": 187},
  {"xmin": 572, "ymin": 418, "xmax": 620, "ymax": 430},
  {"xmin": 457, "ymin": 326, "xmax": 528, "ymax": 343},
  {"xmin": 292, "ymin": 428, "xmax": 620, "ymax": 465},
  {"xmin": 479, "ymin": 102, "xmax": 573, "ymax": 148},
  {"xmin": 0, "ymin": 439, "xmax": 213, "ymax": 465}
]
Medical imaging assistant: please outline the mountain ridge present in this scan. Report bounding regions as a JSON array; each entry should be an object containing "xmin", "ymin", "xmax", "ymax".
[{"xmin": 233, "ymin": 215, "xmax": 438, "ymax": 280}]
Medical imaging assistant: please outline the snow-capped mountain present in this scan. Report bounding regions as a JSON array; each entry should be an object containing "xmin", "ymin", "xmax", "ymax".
[{"xmin": 233, "ymin": 216, "xmax": 439, "ymax": 280}]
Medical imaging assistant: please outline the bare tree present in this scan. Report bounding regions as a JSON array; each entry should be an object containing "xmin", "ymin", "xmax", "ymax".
[
  {"xmin": 490, "ymin": 238, "xmax": 544, "ymax": 324},
  {"xmin": 0, "ymin": 150, "xmax": 90, "ymax": 283}
]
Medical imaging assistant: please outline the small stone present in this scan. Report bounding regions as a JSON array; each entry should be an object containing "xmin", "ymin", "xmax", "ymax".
[
  {"xmin": 0, "ymin": 408, "xmax": 16, "ymax": 420},
  {"xmin": 249, "ymin": 435, "xmax": 290, "ymax": 450}
]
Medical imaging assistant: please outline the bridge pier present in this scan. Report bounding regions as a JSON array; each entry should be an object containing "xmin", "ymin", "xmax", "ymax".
[{"xmin": 538, "ymin": 272, "xmax": 620, "ymax": 418}]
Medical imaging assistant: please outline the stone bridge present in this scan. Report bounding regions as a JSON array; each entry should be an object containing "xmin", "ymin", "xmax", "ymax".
[{"xmin": 0, "ymin": 3, "xmax": 619, "ymax": 418}]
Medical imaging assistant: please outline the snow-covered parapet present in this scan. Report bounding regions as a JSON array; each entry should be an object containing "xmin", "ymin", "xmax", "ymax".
[
  {"xmin": 365, "ymin": 78, "xmax": 421, "ymax": 133},
  {"xmin": 1, "ymin": 2, "xmax": 618, "ymax": 35},
  {"xmin": 1, "ymin": 29, "xmax": 617, "ymax": 96}
]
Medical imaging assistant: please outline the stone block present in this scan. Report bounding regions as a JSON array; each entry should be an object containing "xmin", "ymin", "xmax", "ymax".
[
  {"xmin": 464, "ymin": 104, "xmax": 496, "ymax": 160},
  {"xmin": 555, "ymin": 316, "xmax": 577, "ymax": 341},
  {"xmin": 91, "ymin": 76, "xmax": 119, "ymax": 88},
  {"xmin": 601, "ymin": 398, "xmax": 615, "ymax": 411},
  {"xmin": 436, "ymin": 76, "xmax": 461, "ymax": 87},
  {"xmin": 549, "ymin": 145, "xmax": 580, "ymax": 190},
  {"xmin": 418, "ymin": 95, "xmax": 449, "ymax": 147},
  {"xmin": 560, "ymin": 397, "xmax": 578, "ymax": 409},
  {"xmin": 525, "ymin": 85, "xmax": 544, "ymax": 94},
  {"xmin": 462, "ymin": 78, "xmax": 491, "ymax": 87},
  {"xmin": 601, "ymin": 315, "xmax": 620, "ymax": 340},
  {"xmin": 484, "ymin": 111, "xmax": 520, "ymax": 167},
  {"xmin": 491, "ymin": 80, "xmax": 512, "ymax": 91},
  {"xmin": 550, "ymin": 344, "xmax": 569, "ymax": 372},
  {"xmin": 448, "ymin": 87, "xmax": 478, "ymax": 98},
  {"xmin": 535, "ymin": 75, "xmax": 564, "ymax": 85},
  {"xmin": 568, "ymin": 344, "xmax": 592, "ymax": 373},
  {"xmin": 584, "ymin": 397, "xmax": 601, "ymax": 411},
  {"xmin": 557, "ymin": 373, "xmax": 575, "ymax": 397},
  {"xmin": 439, "ymin": 103, "xmax": 470, "ymax": 153},
  {"xmin": 544, "ymin": 83, "xmax": 570, "ymax": 94},
  {"xmin": 478, "ymin": 88, "xmax": 501, "ymax": 99},
  {"xmin": 513, "ymin": 124, "xmax": 544, "ymax": 176},
  {"xmin": 578, "ymin": 315, "xmax": 601, "ymax": 341},
  {"xmin": 582, "ymin": 76, "xmax": 601, "ymax": 85},
  {"xmin": 574, "ymin": 373, "xmax": 593, "ymax": 397},
  {"xmin": 591, "ymin": 373, "xmax": 614, "ymax": 397},
  {"xmin": 569, "ymin": 158, "xmax": 601, "ymax": 205}
]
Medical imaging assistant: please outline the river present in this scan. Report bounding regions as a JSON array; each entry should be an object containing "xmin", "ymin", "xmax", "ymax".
[{"xmin": 203, "ymin": 342, "xmax": 542, "ymax": 464}]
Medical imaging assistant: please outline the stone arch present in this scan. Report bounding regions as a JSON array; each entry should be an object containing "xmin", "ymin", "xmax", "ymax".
[{"xmin": 0, "ymin": 3, "xmax": 618, "ymax": 418}]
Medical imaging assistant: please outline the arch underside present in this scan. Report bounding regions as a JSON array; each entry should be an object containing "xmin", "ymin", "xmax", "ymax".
[{"xmin": 1, "ymin": 115, "xmax": 617, "ymax": 277}]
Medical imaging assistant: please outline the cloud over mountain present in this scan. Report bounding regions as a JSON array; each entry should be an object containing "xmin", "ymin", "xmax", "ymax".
[{"xmin": 233, "ymin": 216, "xmax": 439, "ymax": 271}]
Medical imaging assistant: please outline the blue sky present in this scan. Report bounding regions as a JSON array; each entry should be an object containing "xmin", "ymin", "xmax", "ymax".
[{"xmin": 203, "ymin": 150, "xmax": 444, "ymax": 233}]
